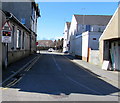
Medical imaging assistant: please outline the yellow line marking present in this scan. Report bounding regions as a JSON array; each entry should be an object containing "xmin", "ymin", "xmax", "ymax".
[
  {"xmin": 1, "ymin": 87, "xmax": 8, "ymax": 90},
  {"xmin": 5, "ymin": 79, "xmax": 17, "ymax": 87}
]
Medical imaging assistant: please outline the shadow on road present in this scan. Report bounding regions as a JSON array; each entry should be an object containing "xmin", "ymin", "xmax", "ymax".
[{"xmin": 3, "ymin": 53, "xmax": 120, "ymax": 97}]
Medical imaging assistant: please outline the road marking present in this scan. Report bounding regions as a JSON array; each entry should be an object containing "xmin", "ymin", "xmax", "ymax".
[
  {"xmin": 52, "ymin": 55, "xmax": 101, "ymax": 95},
  {"xmin": 5, "ymin": 79, "xmax": 17, "ymax": 87},
  {"xmin": 52, "ymin": 55, "xmax": 61, "ymax": 71},
  {"xmin": 1, "ymin": 55, "xmax": 41, "ymax": 86},
  {"xmin": 4, "ymin": 76, "xmax": 23, "ymax": 89},
  {"xmin": 24, "ymin": 56, "xmax": 40, "ymax": 72},
  {"xmin": 63, "ymin": 55, "xmax": 119, "ymax": 88},
  {"xmin": 65, "ymin": 75, "xmax": 102, "ymax": 95},
  {"xmin": 2, "ymin": 88, "xmax": 8, "ymax": 90}
]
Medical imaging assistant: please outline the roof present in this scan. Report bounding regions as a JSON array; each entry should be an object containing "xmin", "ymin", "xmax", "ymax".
[
  {"xmin": 37, "ymin": 40, "xmax": 54, "ymax": 47},
  {"xmin": 2, "ymin": 10, "xmax": 31, "ymax": 33},
  {"xmin": 66, "ymin": 22, "xmax": 71, "ymax": 29},
  {"xmin": 99, "ymin": 6, "xmax": 120, "ymax": 41},
  {"xmin": 74, "ymin": 15, "xmax": 112, "ymax": 25}
]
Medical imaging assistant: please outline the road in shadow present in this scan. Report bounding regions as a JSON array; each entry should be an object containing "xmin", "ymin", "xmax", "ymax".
[{"xmin": 3, "ymin": 53, "xmax": 120, "ymax": 97}]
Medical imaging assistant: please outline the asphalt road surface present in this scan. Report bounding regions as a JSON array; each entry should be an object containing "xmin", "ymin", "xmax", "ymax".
[{"xmin": 2, "ymin": 51, "xmax": 120, "ymax": 101}]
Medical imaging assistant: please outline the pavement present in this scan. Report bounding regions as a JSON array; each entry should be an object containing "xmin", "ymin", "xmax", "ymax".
[{"xmin": 63, "ymin": 54, "xmax": 119, "ymax": 88}]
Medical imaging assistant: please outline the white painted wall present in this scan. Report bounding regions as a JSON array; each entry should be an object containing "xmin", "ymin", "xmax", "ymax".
[
  {"xmin": 69, "ymin": 15, "xmax": 77, "ymax": 54},
  {"xmin": 89, "ymin": 32, "xmax": 102, "ymax": 50},
  {"xmin": 75, "ymin": 31, "xmax": 102, "ymax": 58},
  {"xmin": 69, "ymin": 15, "xmax": 106, "ymax": 58},
  {"xmin": 82, "ymin": 31, "xmax": 89, "ymax": 58},
  {"xmin": 63, "ymin": 23, "xmax": 69, "ymax": 52},
  {"xmin": 75, "ymin": 35, "xmax": 82, "ymax": 56}
]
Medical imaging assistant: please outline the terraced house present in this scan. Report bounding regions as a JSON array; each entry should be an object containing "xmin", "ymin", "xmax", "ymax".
[{"xmin": 0, "ymin": 1, "xmax": 40, "ymax": 68}]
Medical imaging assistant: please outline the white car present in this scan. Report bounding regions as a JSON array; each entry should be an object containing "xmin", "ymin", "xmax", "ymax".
[{"xmin": 48, "ymin": 48, "xmax": 54, "ymax": 52}]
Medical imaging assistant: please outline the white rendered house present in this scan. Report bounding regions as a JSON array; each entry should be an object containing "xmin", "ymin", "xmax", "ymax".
[
  {"xmin": 69, "ymin": 15, "xmax": 112, "ymax": 60},
  {"xmin": 63, "ymin": 22, "xmax": 71, "ymax": 53}
]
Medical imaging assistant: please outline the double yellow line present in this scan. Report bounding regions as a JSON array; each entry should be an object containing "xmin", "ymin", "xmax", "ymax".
[{"xmin": 1, "ymin": 55, "xmax": 41, "ymax": 90}]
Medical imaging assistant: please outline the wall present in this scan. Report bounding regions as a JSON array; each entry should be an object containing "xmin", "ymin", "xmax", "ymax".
[
  {"xmin": 89, "ymin": 32, "xmax": 102, "ymax": 50},
  {"xmin": 99, "ymin": 7, "xmax": 120, "ymax": 65},
  {"xmin": 7, "ymin": 19, "xmax": 31, "ymax": 65},
  {"xmin": 82, "ymin": 31, "xmax": 89, "ymax": 61},
  {"xmin": 31, "ymin": 32, "xmax": 37, "ymax": 53},
  {"xmin": 2, "ymin": 2, "xmax": 32, "ymax": 29},
  {"xmin": 8, "ymin": 50, "xmax": 30, "ymax": 65},
  {"xmin": 0, "ymin": 10, "xmax": 7, "ymax": 68},
  {"xmin": 0, "ymin": 10, "xmax": 3, "ymax": 69},
  {"xmin": 81, "ymin": 31, "xmax": 102, "ymax": 61},
  {"xmin": 74, "ymin": 35, "xmax": 82, "ymax": 58},
  {"xmin": 69, "ymin": 15, "xmax": 77, "ymax": 55},
  {"xmin": 63, "ymin": 23, "xmax": 69, "ymax": 52},
  {"xmin": 0, "ymin": 10, "xmax": 32, "ymax": 67},
  {"xmin": 89, "ymin": 50, "xmax": 100, "ymax": 66}
]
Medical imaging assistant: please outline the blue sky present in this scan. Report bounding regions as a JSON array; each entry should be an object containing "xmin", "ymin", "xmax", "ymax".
[{"xmin": 36, "ymin": 2, "xmax": 118, "ymax": 40}]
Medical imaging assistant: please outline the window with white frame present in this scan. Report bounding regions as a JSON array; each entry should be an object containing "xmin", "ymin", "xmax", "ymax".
[
  {"xmin": 16, "ymin": 29, "xmax": 21, "ymax": 49},
  {"xmin": 32, "ymin": 7, "xmax": 35, "ymax": 20},
  {"xmin": 11, "ymin": 26, "xmax": 15, "ymax": 49},
  {"xmin": 22, "ymin": 32, "xmax": 25, "ymax": 49}
]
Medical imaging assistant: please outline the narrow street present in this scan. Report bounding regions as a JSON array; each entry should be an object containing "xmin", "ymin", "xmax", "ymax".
[{"xmin": 2, "ymin": 51, "xmax": 119, "ymax": 101}]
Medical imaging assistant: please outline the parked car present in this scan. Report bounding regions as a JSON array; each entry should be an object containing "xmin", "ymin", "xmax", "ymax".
[{"xmin": 48, "ymin": 48, "xmax": 54, "ymax": 52}]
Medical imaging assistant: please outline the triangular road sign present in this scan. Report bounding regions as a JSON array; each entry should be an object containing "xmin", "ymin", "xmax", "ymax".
[{"xmin": 1, "ymin": 21, "xmax": 12, "ymax": 31}]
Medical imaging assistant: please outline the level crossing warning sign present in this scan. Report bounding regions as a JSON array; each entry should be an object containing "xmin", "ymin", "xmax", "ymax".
[{"xmin": 1, "ymin": 21, "xmax": 12, "ymax": 43}]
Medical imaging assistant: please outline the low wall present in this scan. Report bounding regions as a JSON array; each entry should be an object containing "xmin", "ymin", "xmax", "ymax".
[
  {"xmin": 89, "ymin": 50, "xmax": 100, "ymax": 66},
  {"xmin": 8, "ymin": 50, "xmax": 30, "ymax": 65}
]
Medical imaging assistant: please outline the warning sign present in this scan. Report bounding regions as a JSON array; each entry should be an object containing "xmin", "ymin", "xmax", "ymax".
[
  {"xmin": 1, "ymin": 21, "xmax": 12, "ymax": 31},
  {"xmin": 1, "ymin": 21, "xmax": 12, "ymax": 43},
  {"xmin": 1, "ymin": 30, "xmax": 12, "ymax": 43}
]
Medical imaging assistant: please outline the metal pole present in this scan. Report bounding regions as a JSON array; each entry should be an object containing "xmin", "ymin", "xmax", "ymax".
[{"xmin": 5, "ymin": 43, "xmax": 8, "ymax": 68}]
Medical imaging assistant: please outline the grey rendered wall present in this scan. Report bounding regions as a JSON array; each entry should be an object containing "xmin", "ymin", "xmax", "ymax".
[
  {"xmin": 0, "ymin": 8, "xmax": 2, "ymax": 70},
  {"xmin": 0, "ymin": 10, "xmax": 7, "ymax": 68},
  {"xmin": 8, "ymin": 50, "xmax": 30, "ymax": 65},
  {"xmin": 89, "ymin": 50, "xmax": 100, "ymax": 66},
  {"xmin": 7, "ymin": 20, "xmax": 31, "ymax": 65}
]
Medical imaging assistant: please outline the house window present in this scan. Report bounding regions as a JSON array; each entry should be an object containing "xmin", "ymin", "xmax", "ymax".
[
  {"xmin": 11, "ymin": 26, "xmax": 15, "ymax": 49},
  {"xmin": 32, "ymin": 7, "xmax": 35, "ymax": 20},
  {"xmin": 22, "ymin": 32, "xmax": 25, "ymax": 49},
  {"xmin": 86, "ymin": 25, "xmax": 91, "ymax": 31},
  {"xmin": 16, "ymin": 29, "xmax": 21, "ymax": 49},
  {"xmin": 98, "ymin": 28, "xmax": 101, "ymax": 32},
  {"xmin": 93, "ymin": 38, "xmax": 96, "ymax": 40}
]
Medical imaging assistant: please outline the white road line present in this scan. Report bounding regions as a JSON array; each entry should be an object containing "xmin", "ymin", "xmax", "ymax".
[
  {"xmin": 66, "ymin": 75, "xmax": 102, "ymax": 95},
  {"xmin": 52, "ymin": 55, "xmax": 61, "ymax": 71},
  {"xmin": 52, "ymin": 54, "xmax": 101, "ymax": 95},
  {"xmin": 63, "ymin": 55, "xmax": 119, "ymax": 87}
]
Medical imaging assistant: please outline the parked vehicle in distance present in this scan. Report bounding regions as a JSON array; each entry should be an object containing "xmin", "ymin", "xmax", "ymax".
[{"xmin": 48, "ymin": 48, "xmax": 54, "ymax": 52}]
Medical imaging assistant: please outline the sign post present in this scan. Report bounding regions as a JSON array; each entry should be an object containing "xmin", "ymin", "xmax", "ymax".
[{"xmin": 1, "ymin": 21, "xmax": 12, "ymax": 68}]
